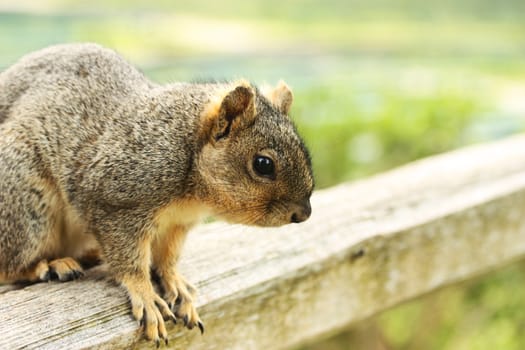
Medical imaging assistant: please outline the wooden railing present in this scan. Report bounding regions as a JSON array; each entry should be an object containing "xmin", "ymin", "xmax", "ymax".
[{"xmin": 2, "ymin": 134, "xmax": 525, "ymax": 349}]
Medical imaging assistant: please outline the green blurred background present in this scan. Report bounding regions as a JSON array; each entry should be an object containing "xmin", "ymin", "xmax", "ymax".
[{"xmin": 1, "ymin": 0, "xmax": 524, "ymax": 348}]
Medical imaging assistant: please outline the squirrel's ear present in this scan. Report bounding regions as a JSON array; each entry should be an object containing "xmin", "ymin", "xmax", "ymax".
[
  {"xmin": 263, "ymin": 80, "xmax": 293, "ymax": 115},
  {"xmin": 201, "ymin": 82, "xmax": 256, "ymax": 143}
]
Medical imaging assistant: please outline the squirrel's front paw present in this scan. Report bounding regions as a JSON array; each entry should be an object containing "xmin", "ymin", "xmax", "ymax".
[
  {"xmin": 122, "ymin": 275, "xmax": 176, "ymax": 346},
  {"xmin": 163, "ymin": 273, "xmax": 204, "ymax": 334}
]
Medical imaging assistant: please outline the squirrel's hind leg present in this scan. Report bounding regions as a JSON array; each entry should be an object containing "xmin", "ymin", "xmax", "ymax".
[
  {"xmin": 0, "ymin": 136, "xmax": 84, "ymax": 284},
  {"xmin": 8, "ymin": 232, "xmax": 101, "ymax": 283}
]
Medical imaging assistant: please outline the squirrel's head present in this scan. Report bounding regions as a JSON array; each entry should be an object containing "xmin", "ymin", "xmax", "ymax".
[{"xmin": 196, "ymin": 80, "xmax": 313, "ymax": 227}]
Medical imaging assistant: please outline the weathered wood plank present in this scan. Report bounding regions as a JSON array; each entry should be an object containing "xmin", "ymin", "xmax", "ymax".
[{"xmin": 2, "ymin": 134, "xmax": 525, "ymax": 349}]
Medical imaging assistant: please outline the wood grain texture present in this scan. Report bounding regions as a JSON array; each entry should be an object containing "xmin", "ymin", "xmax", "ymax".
[{"xmin": 3, "ymin": 134, "xmax": 525, "ymax": 349}]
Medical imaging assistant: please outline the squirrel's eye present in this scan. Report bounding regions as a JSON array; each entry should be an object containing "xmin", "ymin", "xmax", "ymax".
[{"xmin": 253, "ymin": 155, "xmax": 275, "ymax": 178}]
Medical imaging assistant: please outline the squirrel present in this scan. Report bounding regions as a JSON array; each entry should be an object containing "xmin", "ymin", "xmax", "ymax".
[{"xmin": 0, "ymin": 43, "xmax": 313, "ymax": 345}]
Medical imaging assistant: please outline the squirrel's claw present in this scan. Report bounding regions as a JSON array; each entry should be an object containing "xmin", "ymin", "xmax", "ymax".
[
  {"xmin": 161, "ymin": 271, "xmax": 203, "ymax": 333},
  {"xmin": 125, "ymin": 278, "xmax": 172, "ymax": 346},
  {"xmin": 42, "ymin": 270, "xmax": 51, "ymax": 282}
]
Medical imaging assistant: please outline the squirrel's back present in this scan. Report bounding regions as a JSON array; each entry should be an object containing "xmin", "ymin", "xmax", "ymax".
[
  {"xmin": 0, "ymin": 43, "xmax": 152, "ymax": 124},
  {"xmin": 0, "ymin": 43, "xmax": 209, "ymax": 214}
]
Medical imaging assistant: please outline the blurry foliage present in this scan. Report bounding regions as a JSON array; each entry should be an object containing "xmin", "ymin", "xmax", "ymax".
[
  {"xmin": 379, "ymin": 261, "xmax": 525, "ymax": 350},
  {"xmin": 294, "ymin": 85, "xmax": 480, "ymax": 187},
  {"xmin": 304, "ymin": 261, "xmax": 525, "ymax": 349},
  {"xmin": 1, "ymin": 0, "xmax": 525, "ymax": 349}
]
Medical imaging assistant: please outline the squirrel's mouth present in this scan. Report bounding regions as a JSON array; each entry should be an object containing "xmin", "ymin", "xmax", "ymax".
[
  {"xmin": 209, "ymin": 196, "xmax": 312, "ymax": 228},
  {"xmin": 246, "ymin": 199, "xmax": 311, "ymax": 227}
]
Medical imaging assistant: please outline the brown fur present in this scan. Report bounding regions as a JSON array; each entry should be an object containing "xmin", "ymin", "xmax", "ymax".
[{"xmin": 0, "ymin": 43, "xmax": 313, "ymax": 343}]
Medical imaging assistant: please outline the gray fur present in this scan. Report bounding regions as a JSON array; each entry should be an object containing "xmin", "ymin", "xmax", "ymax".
[{"xmin": 0, "ymin": 43, "xmax": 313, "ymax": 340}]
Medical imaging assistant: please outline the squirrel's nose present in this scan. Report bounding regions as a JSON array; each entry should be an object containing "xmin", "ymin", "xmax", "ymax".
[{"xmin": 290, "ymin": 200, "xmax": 312, "ymax": 223}]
